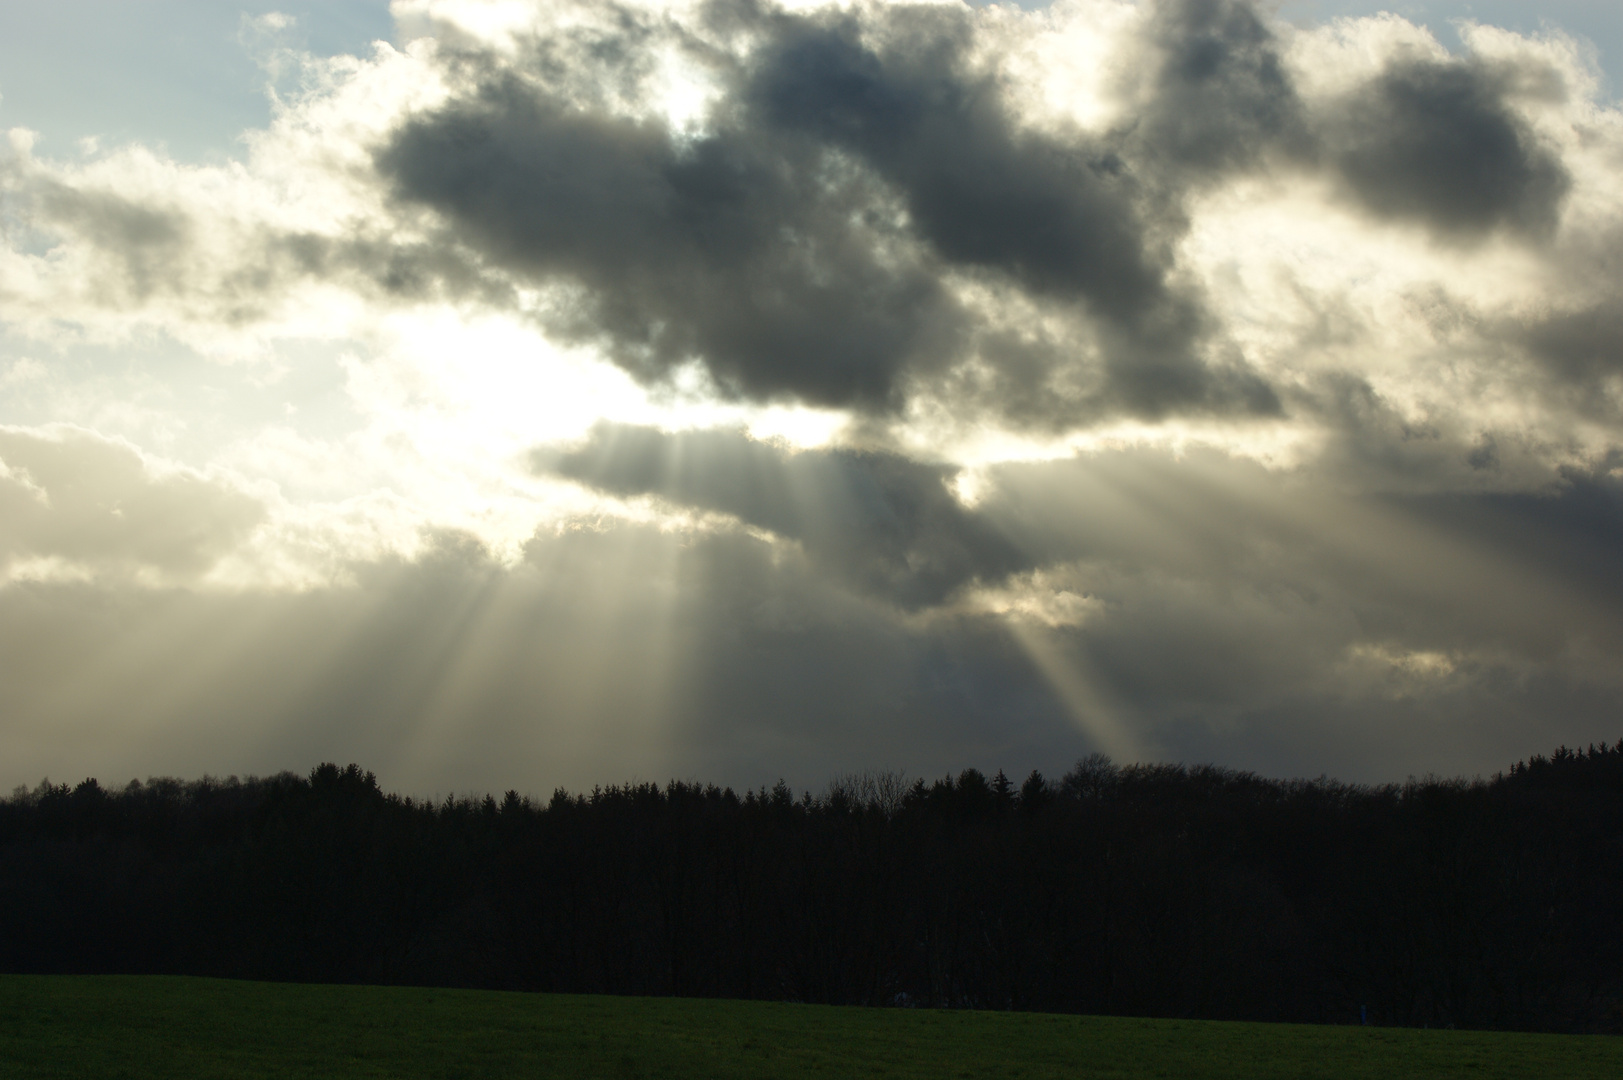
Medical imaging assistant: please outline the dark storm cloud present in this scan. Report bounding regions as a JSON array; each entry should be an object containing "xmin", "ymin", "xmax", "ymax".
[
  {"xmin": 377, "ymin": 68, "xmax": 957, "ymax": 408},
  {"xmin": 745, "ymin": 7, "xmax": 1159, "ymax": 312},
  {"xmin": 538, "ymin": 422, "xmax": 1028, "ymax": 607},
  {"xmin": 1321, "ymin": 56, "xmax": 1571, "ymax": 239},
  {"xmin": 1132, "ymin": 0, "xmax": 1306, "ymax": 177},
  {"xmin": 742, "ymin": 1, "xmax": 1284, "ymax": 417},
  {"xmin": 373, "ymin": 0, "xmax": 1297, "ymax": 420},
  {"xmin": 1136, "ymin": 2, "xmax": 1571, "ymax": 241},
  {"xmin": 1520, "ymin": 304, "xmax": 1623, "ymax": 390}
]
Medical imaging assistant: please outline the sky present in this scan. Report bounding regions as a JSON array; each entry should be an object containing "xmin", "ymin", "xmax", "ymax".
[{"xmin": 1, "ymin": 0, "xmax": 1621, "ymax": 798}]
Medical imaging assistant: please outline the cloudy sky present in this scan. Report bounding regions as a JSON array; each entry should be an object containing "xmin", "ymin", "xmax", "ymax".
[{"xmin": 2, "ymin": 0, "xmax": 1621, "ymax": 797}]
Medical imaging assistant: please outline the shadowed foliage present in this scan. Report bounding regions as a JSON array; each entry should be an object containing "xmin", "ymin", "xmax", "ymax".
[{"xmin": 4, "ymin": 746, "xmax": 1622, "ymax": 1032}]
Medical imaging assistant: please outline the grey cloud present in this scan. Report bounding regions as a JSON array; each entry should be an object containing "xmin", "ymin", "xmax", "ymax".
[
  {"xmin": 742, "ymin": 0, "xmax": 1288, "ymax": 307},
  {"xmin": 980, "ymin": 445, "xmax": 1623, "ymax": 659},
  {"xmin": 33, "ymin": 181, "xmax": 193, "ymax": 305},
  {"xmin": 648, "ymin": 527, "xmax": 1077, "ymax": 779},
  {"xmin": 1322, "ymin": 57, "xmax": 1571, "ymax": 239},
  {"xmin": 1132, "ymin": 0, "xmax": 1305, "ymax": 178},
  {"xmin": 0, "ymin": 427, "xmax": 264, "ymax": 579},
  {"xmin": 7, "ymin": 0, "xmax": 1595, "ymax": 433},
  {"xmin": 0, "ymin": 526, "xmax": 1092, "ymax": 798},
  {"xmin": 373, "ymin": 0, "xmax": 1287, "ymax": 421},
  {"xmin": 536, "ymin": 420, "xmax": 1623, "ymax": 734},
  {"xmin": 1520, "ymin": 303, "xmax": 1623, "ymax": 393},
  {"xmin": 6, "ymin": 465, "xmax": 1620, "ymax": 799},
  {"xmin": 377, "ymin": 69, "xmax": 957, "ymax": 408},
  {"xmin": 254, "ymin": 230, "xmax": 516, "ymax": 310},
  {"xmin": 539, "ymin": 418, "xmax": 1623, "ymax": 679},
  {"xmin": 5, "ymin": 160, "xmax": 512, "ymax": 324},
  {"xmin": 1138, "ymin": 3, "xmax": 1572, "ymax": 243},
  {"xmin": 738, "ymin": 1, "xmax": 1277, "ymax": 417},
  {"xmin": 1306, "ymin": 373, "xmax": 1487, "ymax": 491},
  {"xmin": 951, "ymin": 456, "xmax": 1623, "ymax": 783},
  {"xmin": 538, "ymin": 422, "xmax": 1028, "ymax": 607},
  {"xmin": 745, "ymin": 8, "xmax": 1162, "ymax": 312},
  {"xmin": 1398, "ymin": 463, "xmax": 1623, "ymax": 615}
]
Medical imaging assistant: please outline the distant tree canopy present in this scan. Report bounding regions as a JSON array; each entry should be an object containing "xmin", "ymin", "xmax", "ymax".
[{"xmin": 4, "ymin": 745, "xmax": 1622, "ymax": 1032}]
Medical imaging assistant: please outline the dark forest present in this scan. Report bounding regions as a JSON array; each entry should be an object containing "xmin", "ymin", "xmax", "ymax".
[{"xmin": 4, "ymin": 744, "xmax": 1621, "ymax": 1033}]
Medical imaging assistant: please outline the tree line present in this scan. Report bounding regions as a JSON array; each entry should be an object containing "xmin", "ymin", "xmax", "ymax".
[{"xmin": 3, "ymin": 744, "xmax": 1621, "ymax": 1032}]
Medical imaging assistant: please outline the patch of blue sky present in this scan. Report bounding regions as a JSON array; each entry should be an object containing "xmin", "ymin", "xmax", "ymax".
[{"xmin": 0, "ymin": 1, "xmax": 394, "ymax": 163}]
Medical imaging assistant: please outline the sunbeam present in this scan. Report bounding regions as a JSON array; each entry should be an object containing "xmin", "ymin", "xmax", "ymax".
[{"xmin": 1006, "ymin": 617, "xmax": 1144, "ymax": 762}]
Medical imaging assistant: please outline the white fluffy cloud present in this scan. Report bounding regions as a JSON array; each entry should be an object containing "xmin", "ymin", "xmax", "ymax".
[{"xmin": 0, "ymin": 426, "xmax": 263, "ymax": 584}]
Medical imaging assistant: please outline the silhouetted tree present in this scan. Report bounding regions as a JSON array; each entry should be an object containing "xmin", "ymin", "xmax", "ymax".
[{"xmin": 2, "ymin": 742, "xmax": 1621, "ymax": 1031}]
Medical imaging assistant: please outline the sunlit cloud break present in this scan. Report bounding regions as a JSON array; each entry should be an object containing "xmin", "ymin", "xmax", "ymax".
[{"xmin": 1, "ymin": 0, "xmax": 1621, "ymax": 796}]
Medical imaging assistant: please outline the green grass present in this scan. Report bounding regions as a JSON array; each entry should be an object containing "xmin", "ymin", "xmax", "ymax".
[{"xmin": 1, "ymin": 975, "xmax": 1618, "ymax": 1079}]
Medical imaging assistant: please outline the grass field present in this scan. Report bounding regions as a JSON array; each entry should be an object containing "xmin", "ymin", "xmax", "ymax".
[{"xmin": 2, "ymin": 975, "xmax": 1619, "ymax": 1079}]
